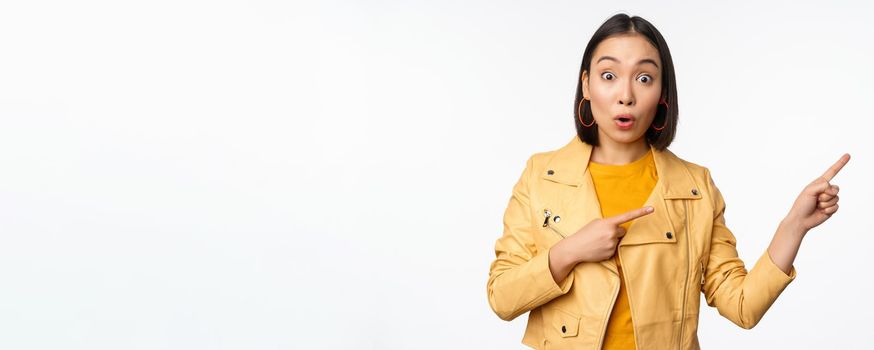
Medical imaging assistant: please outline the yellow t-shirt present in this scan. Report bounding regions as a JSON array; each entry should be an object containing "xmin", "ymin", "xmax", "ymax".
[{"xmin": 587, "ymin": 148, "xmax": 658, "ymax": 350}]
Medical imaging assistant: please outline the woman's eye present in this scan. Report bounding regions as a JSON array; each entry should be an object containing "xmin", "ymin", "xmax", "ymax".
[
  {"xmin": 601, "ymin": 72, "xmax": 615, "ymax": 80},
  {"xmin": 637, "ymin": 74, "xmax": 653, "ymax": 84}
]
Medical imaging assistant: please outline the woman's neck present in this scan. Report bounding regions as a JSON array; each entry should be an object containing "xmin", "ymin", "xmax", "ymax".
[{"xmin": 590, "ymin": 137, "xmax": 650, "ymax": 165}]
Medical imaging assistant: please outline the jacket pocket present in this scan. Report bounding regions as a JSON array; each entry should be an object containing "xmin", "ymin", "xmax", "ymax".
[
  {"xmin": 541, "ymin": 305, "xmax": 601, "ymax": 349},
  {"xmin": 543, "ymin": 306, "xmax": 580, "ymax": 337},
  {"xmin": 696, "ymin": 256, "xmax": 707, "ymax": 292}
]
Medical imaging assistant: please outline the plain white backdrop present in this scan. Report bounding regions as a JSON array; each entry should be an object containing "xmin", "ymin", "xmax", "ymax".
[{"xmin": 1, "ymin": 0, "xmax": 872, "ymax": 349}]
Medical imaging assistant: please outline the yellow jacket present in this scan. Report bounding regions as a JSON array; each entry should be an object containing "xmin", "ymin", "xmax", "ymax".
[{"xmin": 487, "ymin": 136, "xmax": 796, "ymax": 349}]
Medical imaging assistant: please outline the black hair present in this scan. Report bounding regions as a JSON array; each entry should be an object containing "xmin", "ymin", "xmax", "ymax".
[{"xmin": 575, "ymin": 13, "xmax": 678, "ymax": 150}]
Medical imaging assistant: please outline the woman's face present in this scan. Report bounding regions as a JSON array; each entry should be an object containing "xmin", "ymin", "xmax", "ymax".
[{"xmin": 582, "ymin": 33, "xmax": 663, "ymax": 145}]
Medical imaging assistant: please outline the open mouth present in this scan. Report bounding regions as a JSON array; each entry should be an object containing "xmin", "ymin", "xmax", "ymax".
[{"xmin": 614, "ymin": 115, "xmax": 635, "ymax": 129}]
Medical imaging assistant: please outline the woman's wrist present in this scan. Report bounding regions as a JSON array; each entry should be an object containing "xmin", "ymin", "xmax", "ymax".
[
  {"xmin": 780, "ymin": 215, "xmax": 809, "ymax": 240},
  {"xmin": 554, "ymin": 238, "xmax": 587, "ymax": 264},
  {"xmin": 548, "ymin": 240, "xmax": 583, "ymax": 282}
]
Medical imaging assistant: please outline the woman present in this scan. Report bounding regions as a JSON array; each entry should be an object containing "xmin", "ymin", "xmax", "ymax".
[{"xmin": 486, "ymin": 13, "xmax": 849, "ymax": 350}]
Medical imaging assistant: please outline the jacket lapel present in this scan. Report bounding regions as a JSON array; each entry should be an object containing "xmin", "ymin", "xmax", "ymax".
[{"xmin": 539, "ymin": 136, "xmax": 703, "ymax": 273}]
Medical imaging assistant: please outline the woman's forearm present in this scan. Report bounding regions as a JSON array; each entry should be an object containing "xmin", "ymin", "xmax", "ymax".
[{"xmin": 767, "ymin": 218, "xmax": 808, "ymax": 275}]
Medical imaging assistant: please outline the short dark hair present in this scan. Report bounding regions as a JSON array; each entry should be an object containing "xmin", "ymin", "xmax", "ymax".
[{"xmin": 574, "ymin": 13, "xmax": 678, "ymax": 151}]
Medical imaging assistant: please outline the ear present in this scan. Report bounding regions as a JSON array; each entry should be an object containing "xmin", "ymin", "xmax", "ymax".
[{"xmin": 581, "ymin": 70, "xmax": 589, "ymax": 99}]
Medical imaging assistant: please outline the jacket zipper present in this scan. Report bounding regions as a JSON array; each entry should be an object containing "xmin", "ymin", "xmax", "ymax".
[
  {"xmin": 686, "ymin": 204, "xmax": 704, "ymax": 289},
  {"xmin": 678, "ymin": 200, "xmax": 691, "ymax": 349},
  {"xmin": 616, "ymin": 247, "xmax": 642, "ymax": 349},
  {"xmin": 542, "ymin": 209, "xmax": 567, "ymax": 238},
  {"xmin": 543, "ymin": 209, "xmax": 620, "ymax": 349},
  {"xmin": 596, "ymin": 263, "xmax": 621, "ymax": 350}
]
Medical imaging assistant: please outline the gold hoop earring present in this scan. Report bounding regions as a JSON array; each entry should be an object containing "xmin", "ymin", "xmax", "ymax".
[
  {"xmin": 651, "ymin": 99, "xmax": 669, "ymax": 131},
  {"xmin": 578, "ymin": 99, "xmax": 595, "ymax": 127}
]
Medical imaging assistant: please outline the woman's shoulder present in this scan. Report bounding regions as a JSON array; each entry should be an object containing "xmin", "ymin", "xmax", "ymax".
[
  {"xmin": 663, "ymin": 150, "xmax": 723, "ymax": 199},
  {"xmin": 667, "ymin": 150, "xmax": 709, "ymax": 176},
  {"xmin": 517, "ymin": 137, "xmax": 583, "ymax": 180}
]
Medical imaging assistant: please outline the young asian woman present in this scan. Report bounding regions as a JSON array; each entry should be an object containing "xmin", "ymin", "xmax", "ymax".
[{"xmin": 486, "ymin": 13, "xmax": 850, "ymax": 350}]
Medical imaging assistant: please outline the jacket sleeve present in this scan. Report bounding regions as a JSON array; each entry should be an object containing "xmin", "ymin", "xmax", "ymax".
[
  {"xmin": 701, "ymin": 167, "xmax": 797, "ymax": 329},
  {"xmin": 487, "ymin": 155, "xmax": 574, "ymax": 321}
]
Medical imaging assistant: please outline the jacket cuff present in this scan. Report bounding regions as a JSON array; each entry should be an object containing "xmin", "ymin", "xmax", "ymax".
[
  {"xmin": 758, "ymin": 249, "xmax": 797, "ymax": 283},
  {"xmin": 535, "ymin": 246, "xmax": 574, "ymax": 299}
]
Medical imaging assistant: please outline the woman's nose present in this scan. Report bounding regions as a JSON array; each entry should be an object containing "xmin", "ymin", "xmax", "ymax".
[
  {"xmin": 618, "ymin": 82, "xmax": 634, "ymax": 106},
  {"xmin": 619, "ymin": 97, "xmax": 634, "ymax": 106}
]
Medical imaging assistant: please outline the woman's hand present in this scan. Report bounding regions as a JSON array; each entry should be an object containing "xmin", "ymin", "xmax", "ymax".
[
  {"xmin": 768, "ymin": 153, "xmax": 849, "ymax": 274},
  {"xmin": 785, "ymin": 154, "xmax": 850, "ymax": 234},
  {"xmin": 556, "ymin": 206, "xmax": 654, "ymax": 263},
  {"xmin": 549, "ymin": 206, "xmax": 654, "ymax": 284}
]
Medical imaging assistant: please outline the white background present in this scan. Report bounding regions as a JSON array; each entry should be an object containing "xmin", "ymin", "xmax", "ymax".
[{"xmin": 1, "ymin": 0, "xmax": 872, "ymax": 349}]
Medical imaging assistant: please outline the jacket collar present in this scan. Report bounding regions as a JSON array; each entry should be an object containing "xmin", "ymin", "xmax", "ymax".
[{"xmin": 540, "ymin": 136, "xmax": 702, "ymax": 200}]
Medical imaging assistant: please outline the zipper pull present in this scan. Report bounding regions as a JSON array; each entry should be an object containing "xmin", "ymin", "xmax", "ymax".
[
  {"xmin": 700, "ymin": 262, "xmax": 705, "ymax": 285},
  {"xmin": 542, "ymin": 209, "xmax": 551, "ymax": 227}
]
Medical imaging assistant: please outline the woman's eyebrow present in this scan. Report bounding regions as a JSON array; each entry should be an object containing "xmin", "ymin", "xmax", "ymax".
[{"xmin": 596, "ymin": 56, "xmax": 659, "ymax": 69}]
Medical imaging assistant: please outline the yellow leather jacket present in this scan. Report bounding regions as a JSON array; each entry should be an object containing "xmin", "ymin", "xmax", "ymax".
[{"xmin": 487, "ymin": 136, "xmax": 796, "ymax": 349}]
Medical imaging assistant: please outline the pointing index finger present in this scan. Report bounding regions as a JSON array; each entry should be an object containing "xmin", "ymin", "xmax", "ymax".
[
  {"xmin": 607, "ymin": 206, "xmax": 655, "ymax": 225},
  {"xmin": 820, "ymin": 153, "xmax": 851, "ymax": 181}
]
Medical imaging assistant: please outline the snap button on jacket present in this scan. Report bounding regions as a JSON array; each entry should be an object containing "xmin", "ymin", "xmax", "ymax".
[{"xmin": 487, "ymin": 136, "xmax": 797, "ymax": 350}]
